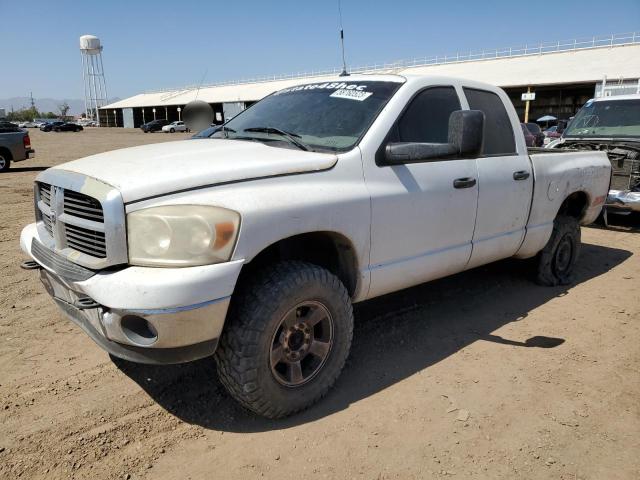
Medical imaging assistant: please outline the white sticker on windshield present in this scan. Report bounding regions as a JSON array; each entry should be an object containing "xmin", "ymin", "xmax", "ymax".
[{"xmin": 330, "ymin": 89, "xmax": 373, "ymax": 101}]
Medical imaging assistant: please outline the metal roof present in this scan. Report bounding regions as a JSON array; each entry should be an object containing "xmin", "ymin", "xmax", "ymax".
[{"xmin": 102, "ymin": 35, "xmax": 640, "ymax": 110}]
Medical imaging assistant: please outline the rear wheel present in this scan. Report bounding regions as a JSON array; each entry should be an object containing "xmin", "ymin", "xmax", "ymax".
[
  {"xmin": 0, "ymin": 152, "xmax": 10, "ymax": 172},
  {"xmin": 536, "ymin": 215, "xmax": 581, "ymax": 286},
  {"xmin": 215, "ymin": 261, "xmax": 353, "ymax": 418}
]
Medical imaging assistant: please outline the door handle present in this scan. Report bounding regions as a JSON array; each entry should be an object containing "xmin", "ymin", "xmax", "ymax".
[
  {"xmin": 453, "ymin": 177, "xmax": 477, "ymax": 189},
  {"xmin": 513, "ymin": 170, "xmax": 530, "ymax": 181}
]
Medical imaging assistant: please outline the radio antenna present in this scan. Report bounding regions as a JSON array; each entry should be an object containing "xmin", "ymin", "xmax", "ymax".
[
  {"xmin": 338, "ymin": 0, "xmax": 349, "ymax": 76},
  {"xmin": 194, "ymin": 68, "xmax": 208, "ymax": 101}
]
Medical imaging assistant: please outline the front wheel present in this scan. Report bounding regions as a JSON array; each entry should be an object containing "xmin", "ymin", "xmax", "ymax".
[
  {"xmin": 536, "ymin": 215, "xmax": 581, "ymax": 286},
  {"xmin": 170, "ymin": 128, "xmax": 175, "ymax": 133},
  {"xmin": 215, "ymin": 261, "xmax": 353, "ymax": 418}
]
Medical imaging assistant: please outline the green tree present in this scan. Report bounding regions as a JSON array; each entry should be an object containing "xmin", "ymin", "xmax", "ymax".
[{"xmin": 6, "ymin": 106, "xmax": 42, "ymax": 122}]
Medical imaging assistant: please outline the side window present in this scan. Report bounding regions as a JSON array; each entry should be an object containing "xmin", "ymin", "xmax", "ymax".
[
  {"xmin": 394, "ymin": 86, "xmax": 461, "ymax": 143},
  {"xmin": 463, "ymin": 88, "xmax": 516, "ymax": 156}
]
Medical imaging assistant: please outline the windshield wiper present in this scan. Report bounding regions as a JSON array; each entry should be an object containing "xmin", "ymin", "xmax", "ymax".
[
  {"xmin": 243, "ymin": 127, "xmax": 310, "ymax": 151},
  {"xmin": 219, "ymin": 125, "xmax": 236, "ymax": 138}
]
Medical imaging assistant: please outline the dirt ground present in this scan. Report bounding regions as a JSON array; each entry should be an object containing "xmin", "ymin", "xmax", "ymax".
[{"xmin": 1, "ymin": 128, "xmax": 639, "ymax": 480}]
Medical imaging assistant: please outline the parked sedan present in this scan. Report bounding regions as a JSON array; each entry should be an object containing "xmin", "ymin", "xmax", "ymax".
[
  {"xmin": 40, "ymin": 121, "xmax": 65, "ymax": 132},
  {"xmin": 525, "ymin": 122, "xmax": 545, "ymax": 147},
  {"xmin": 18, "ymin": 121, "xmax": 38, "ymax": 128},
  {"xmin": 162, "ymin": 121, "xmax": 189, "ymax": 133},
  {"xmin": 54, "ymin": 122, "xmax": 83, "ymax": 132},
  {"xmin": 520, "ymin": 123, "xmax": 536, "ymax": 147},
  {"xmin": 140, "ymin": 119, "xmax": 170, "ymax": 133}
]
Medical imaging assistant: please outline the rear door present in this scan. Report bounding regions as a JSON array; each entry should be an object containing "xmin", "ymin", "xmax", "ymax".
[
  {"xmin": 462, "ymin": 87, "xmax": 533, "ymax": 269},
  {"xmin": 363, "ymin": 85, "xmax": 479, "ymax": 298}
]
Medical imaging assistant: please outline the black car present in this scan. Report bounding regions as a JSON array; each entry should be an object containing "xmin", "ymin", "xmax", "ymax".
[
  {"xmin": 140, "ymin": 119, "xmax": 170, "ymax": 133},
  {"xmin": 56, "ymin": 122, "xmax": 83, "ymax": 132},
  {"xmin": 525, "ymin": 122, "xmax": 545, "ymax": 147},
  {"xmin": 40, "ymin": 121, "xmax": 64, "ymax": 132}
]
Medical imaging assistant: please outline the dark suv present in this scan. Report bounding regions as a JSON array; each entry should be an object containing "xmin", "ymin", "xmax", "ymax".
[
  {"xmin": 140, "ymin": 119, "xmax": 170, "ymax": 133},
  {"xmin": 525, "ymin": 122, "xmax": 545, "ymax": 147}
]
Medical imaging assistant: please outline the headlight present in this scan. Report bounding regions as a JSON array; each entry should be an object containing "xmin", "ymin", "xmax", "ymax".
[{"xmin": 127, "ymin": 205, "xmax": 240, "ymax": 267}]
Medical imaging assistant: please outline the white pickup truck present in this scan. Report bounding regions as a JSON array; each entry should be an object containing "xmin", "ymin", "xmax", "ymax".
[{"xmin": 20, "ymin": 74, "xmax": 610, "ymax": 418}]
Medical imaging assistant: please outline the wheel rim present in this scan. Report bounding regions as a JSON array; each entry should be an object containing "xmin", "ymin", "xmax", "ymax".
[
  {"xmin": 554, "ymin": 234, "xmax": 574, "ymax": 275},
  {"xmin": 0, "ymin": 156, "xmax": 5, "ymax": 169},
  {"xmin": 269, "ymin": 300, "xmax": 334, "ymax": 387}
]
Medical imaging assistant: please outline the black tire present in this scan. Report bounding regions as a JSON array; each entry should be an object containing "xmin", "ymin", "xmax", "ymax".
[
  {"xmin": 170, "ymin": 128, "xmax": 175, "ymax": 133},
  {"xmin": 536, "ymin": 215, "xmax": 581, "ymax": 286},
  {"xmin": 0, "ymin": 151, "xmax": 11, "ymax": 172},
  {"xmin": 215, "ymin": 261, "xmax": 354, "ymax": 418}
]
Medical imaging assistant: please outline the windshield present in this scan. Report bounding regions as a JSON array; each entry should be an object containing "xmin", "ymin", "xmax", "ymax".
[
  {"xmin": 526, "ymin": 123, "xmax": 541, "ymax": 133},
  {"xmin": 564, "ymin": 98, "xmax": 640, "ymax": 138},
  {"xmin": 209, "ymin": 80, "xmax": 402, "ymax": 152}
]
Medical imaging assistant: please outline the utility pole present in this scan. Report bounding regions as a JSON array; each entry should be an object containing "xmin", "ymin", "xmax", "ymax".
[{"xmin": 30, "ymin": 92, "xmax": 36, "ymax": 110}]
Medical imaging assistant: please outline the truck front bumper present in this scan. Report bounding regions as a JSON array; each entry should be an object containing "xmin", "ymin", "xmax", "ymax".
[{"xmin": 20, "ymin": 223, "xmax": 244, "ymax": 364}]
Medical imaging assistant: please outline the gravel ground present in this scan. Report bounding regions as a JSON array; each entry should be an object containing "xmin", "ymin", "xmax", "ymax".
[{"xmin": 1, "ymin": 128, "xmax": 639, "ymax": 480}]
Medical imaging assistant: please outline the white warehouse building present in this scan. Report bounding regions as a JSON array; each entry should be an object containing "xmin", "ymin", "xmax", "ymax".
[{"xmin": 100, "ymin": 32, "xmax": 640, "ymax": 128}]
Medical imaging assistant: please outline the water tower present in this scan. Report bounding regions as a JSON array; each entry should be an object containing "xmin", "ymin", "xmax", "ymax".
[{"xmin": 79, "ymin": 35, "xmax": 108, "ymax": 125}]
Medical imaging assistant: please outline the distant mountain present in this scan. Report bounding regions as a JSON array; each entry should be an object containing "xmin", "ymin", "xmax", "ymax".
[{"xmin": 0, "ymin": 97, "xmax": 120, "ymax": 116}]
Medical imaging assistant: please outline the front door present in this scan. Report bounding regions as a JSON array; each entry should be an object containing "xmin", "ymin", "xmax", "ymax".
[{"xmin": 362, "ymin": 86, "xmax": 479, "ymax": 299}]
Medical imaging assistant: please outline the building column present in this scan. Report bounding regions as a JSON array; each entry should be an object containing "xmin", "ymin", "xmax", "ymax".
[{"xmin": 524, "ymin": 86, "xmax": 531, "ymax": 123}]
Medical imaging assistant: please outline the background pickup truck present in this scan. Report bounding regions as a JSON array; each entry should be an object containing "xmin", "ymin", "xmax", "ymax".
[
  {"xmin": 20, "ymin": 74, "xmax": 610, "ymax": 418},
  {"xmin": 0, "ymin": 124, "xmax": 35, "ymax": 172}
]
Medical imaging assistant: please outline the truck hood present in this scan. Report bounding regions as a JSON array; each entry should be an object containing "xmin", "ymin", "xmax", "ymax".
[
  {"xmin": 52, "ymin": 139, "xmax": 338, "ymax": 203},
  {"xmin": 559, "ymin": 136, "xmax": 640, "ymax": 145}
]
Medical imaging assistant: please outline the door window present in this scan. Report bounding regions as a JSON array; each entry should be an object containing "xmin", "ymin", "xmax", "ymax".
[
  {"xmin": 393, "ymin": 87, "xmax": 461, "ymax": 143},
  {"xmin": 463, "ymin": 88, "xmax": 516, "ymax": 156}
]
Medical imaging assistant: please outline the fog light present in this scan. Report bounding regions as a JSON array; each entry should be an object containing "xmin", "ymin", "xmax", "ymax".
[{"xmin": 120, "ymin": 315, "xmax": 158, "ymax": 346}]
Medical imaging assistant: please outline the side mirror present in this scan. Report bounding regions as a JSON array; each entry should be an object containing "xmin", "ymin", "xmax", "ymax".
[
  {"xmin": 384, "ymin": 109, "xmax": 485, "ymax": 165},
  {"xmin": 448, "ymin": 110, "xmax": 484, "ymax": 157}
]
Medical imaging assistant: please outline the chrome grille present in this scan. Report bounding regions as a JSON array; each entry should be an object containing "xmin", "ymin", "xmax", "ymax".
[
  {"xmin": 42, "ymin": 213, "xmax": 54, "ymax": 237},
  {"xmin": 34, "ymin": 172, "xmax": 126, "ymax": 270},
  {"xmin": 64, "ymin": 223, "xmax": 107, "ymax": 257},
  {"xmin": 36, "ymin": 181, "xmax": 108, "ymax": 260},
  {"xmin": 63, "ymin": 190, "xmax": 104, "ymax": 222},
  {"xmin": 39, "ymin": 183, "xmax": 52, "ymax": 206}
]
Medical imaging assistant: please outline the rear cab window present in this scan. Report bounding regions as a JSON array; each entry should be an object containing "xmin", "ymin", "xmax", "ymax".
[{"xmin": 463, "ymin": 88, "xmax": 516, "ymax": 156}]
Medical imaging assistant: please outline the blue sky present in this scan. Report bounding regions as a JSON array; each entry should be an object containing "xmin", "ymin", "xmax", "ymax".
[{"xmin": 1, "ymin": 0, "xmax": 639, "ymax": 100}]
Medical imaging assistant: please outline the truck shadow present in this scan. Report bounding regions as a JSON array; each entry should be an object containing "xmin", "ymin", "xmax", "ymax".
[
  {"xmin": 4, "ymin": 166, "xmax": 48, "ymax": 173},
  {"xmin": 113, "ymin": 242, "xmax": 631, "ymax": 432}
]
